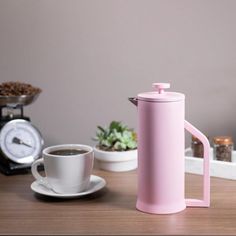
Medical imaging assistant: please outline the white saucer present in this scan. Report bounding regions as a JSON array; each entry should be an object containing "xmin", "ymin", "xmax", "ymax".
[{"xmin": 31, "ymin": 175, "xmax": 106, "ymax": 198}]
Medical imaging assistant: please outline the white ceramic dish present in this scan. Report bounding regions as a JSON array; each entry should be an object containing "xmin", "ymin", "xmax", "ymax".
[
  {"xmin": 31, "ymin": 175, "xmax": 106, "ymax": 198},
  {"xmin": 185, "ymin": 147, "xmax": 236, "ymax": 180},
  {"xmin": 94, "ymin": 147, "xmax": 137, "ymax": 172}
]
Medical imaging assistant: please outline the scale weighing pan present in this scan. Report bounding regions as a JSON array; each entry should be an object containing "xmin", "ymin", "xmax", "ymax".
[{"xmin": 0, "ymin": 92, "xmax": 41, "ymax": 107}]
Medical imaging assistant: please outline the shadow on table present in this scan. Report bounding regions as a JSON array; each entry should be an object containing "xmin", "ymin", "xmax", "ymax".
[
  {"xmin": 31, "ymin": 187, "xmax": 136, "ymax": 210},
  {"xmin": 33, "ymin": 186, "xmax": 109, "ymax": 202}
]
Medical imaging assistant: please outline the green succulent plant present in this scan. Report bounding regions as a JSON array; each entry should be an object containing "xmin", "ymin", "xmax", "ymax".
[{"xmin": 94, "ymin": 121, "xmax": 137, "ymax": 151}]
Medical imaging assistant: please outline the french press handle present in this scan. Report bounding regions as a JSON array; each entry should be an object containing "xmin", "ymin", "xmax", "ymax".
[{"xmin": 184, "ymin": 120, "xmax": 210, "ymax": 207}]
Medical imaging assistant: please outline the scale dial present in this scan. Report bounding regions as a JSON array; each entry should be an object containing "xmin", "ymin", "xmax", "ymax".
[{"xmin": 0, "ymin": 119, "xmax": 43, "ymax": 164}]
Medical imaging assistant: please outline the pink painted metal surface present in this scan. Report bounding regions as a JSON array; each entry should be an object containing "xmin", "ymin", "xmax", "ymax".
[
  {"xmin": 184, "ymin": 120, "xmax": 210, "ymax": 207},
  {"xmin": 130, "ymin": 83, "xmax": 210, "ymax": 214}
]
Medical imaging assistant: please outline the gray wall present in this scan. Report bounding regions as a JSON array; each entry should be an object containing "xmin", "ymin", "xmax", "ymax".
[{"xmin": 0, "ymin": 0, "xmax": 236, "ymax": 147}]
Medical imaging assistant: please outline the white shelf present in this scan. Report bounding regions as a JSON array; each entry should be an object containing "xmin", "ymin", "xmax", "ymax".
[{"xmin": 185, "ymin": 148, "xmax": 236, "ymax": 180}]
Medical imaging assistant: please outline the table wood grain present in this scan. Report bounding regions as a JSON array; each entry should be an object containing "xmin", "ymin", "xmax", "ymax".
[{"xmin": 0, "ymin": 168, "xmax": 236, "ymax": 235}]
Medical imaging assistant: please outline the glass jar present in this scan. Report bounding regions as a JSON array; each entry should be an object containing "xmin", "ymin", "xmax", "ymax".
[
  {"xmin": 191, "ymin": 135, "xmax": 204, "ymax": 158},
  {"xmin": 213, "ymin": 136, "xmax": 233, "ymax": 162}
]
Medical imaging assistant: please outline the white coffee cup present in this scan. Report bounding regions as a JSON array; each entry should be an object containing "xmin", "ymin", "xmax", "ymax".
[{"xmin": 31, "ymin": 144, "xmax": 94, "ymax": 194}]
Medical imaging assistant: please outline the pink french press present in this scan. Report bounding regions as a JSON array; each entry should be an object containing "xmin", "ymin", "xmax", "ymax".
[{"xmin": 129, "ymin": 83, "xmax": 210, "ymax": 214}]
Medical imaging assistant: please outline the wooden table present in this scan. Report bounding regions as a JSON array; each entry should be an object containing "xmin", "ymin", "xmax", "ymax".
[{"xmin": 0, "ymin": 168, "xmax": 236, "ymax": 235}]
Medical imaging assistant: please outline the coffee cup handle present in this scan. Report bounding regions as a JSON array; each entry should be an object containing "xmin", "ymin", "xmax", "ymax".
[{"xmin": 31, "ymin": 158, "xmax": 51, "ymax": 189}]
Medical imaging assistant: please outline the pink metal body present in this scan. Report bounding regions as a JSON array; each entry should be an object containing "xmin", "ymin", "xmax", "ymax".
[{"xmin": 132, "ymin": 83, "xmax": 210, "ymax": 214}]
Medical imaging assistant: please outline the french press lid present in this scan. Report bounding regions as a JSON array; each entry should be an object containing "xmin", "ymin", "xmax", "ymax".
[{"xmin": 138, "ymin": 83, "xmax": 185, "ymax": 102}]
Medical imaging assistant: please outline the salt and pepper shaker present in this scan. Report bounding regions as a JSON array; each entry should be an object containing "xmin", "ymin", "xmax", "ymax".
[
  {"xmin": 213, "ymin": 136, "xmax": 233, "ymax": 162},
  {"xmin": 191, "ymin": 135, "xmax": 204, "ymax": 158}
]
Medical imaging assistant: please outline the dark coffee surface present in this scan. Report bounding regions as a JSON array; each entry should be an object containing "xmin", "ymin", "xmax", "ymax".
[{"xmin": 49, "ymin": 149, "xmax": 88, "ymax": 156}]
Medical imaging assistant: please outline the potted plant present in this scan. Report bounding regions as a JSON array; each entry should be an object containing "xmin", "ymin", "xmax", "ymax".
[{"xmin": 93, "ymin": 121, "xmax": 137, "ymax": 172}]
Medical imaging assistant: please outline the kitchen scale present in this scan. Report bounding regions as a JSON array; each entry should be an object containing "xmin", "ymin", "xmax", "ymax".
[{"xmin": 0, "ymin": 93, "xmax": 44, "ymax": 175}]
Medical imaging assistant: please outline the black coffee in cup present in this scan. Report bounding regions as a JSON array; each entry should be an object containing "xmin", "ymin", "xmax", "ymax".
[
  {"xmin": 49, "ymin": 149, "xmax": 88, "ymax": 156},
  {"xmin": 33, "ymin": 144, "xmax": 94, "ymax": 194}
]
